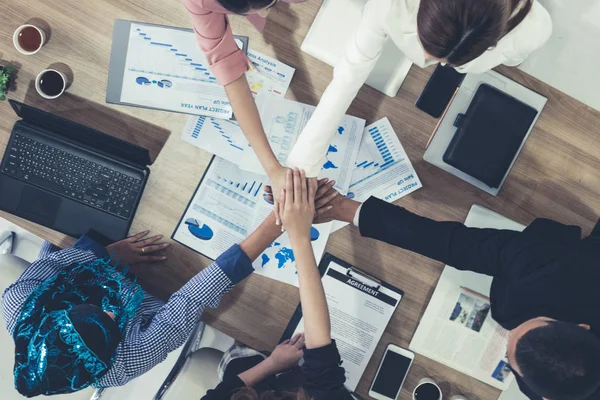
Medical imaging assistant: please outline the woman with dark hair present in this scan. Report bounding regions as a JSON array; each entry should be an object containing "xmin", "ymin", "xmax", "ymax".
[
  {"xmin": 201, "ymin": 170, "xmax": 352, "ymax": 400},
  {"xmin": 183, "ymin": 0, "xmax": 304, "ymax": 225},
  {"xmin": 286, "ymin": 0, "xmax": 553, "ymax": 177}
]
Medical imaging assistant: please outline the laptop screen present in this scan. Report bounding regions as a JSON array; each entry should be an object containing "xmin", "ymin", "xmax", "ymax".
[{"xmin": 9, "ymin": 100, "xmax": 151, "ymax": 167}]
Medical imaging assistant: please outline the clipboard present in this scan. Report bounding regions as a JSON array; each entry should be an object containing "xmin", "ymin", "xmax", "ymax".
[
  {"xmin": 278, "ymin": 253, "xmax": 404, "ymax": 391},
  {"xmin": 107, "ymin": 19, "xmax": 249, "ymax": 117}
]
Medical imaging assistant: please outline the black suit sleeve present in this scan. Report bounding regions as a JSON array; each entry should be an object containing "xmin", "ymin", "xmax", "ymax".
[{"xmin": 358, "ymin": 197, "xmax": 580, "ymax": 278}]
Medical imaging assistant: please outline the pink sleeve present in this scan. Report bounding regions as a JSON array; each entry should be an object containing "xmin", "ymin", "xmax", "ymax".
[{"xmin": 183, "ymin": 0, "xmax": 250, "ymax": 85}]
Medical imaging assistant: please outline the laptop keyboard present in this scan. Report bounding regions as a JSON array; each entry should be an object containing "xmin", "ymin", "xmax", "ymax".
[{"xmin": 2, "ymin": 133, "xmax": 143, "ymax": 219}]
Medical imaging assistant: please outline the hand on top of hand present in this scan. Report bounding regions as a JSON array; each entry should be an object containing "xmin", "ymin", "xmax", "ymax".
[
  {"xmin": 106, "ymin": 230, "xmax": 169, "ymax": 266},
  {"xmin": 264, "ymin": 177, "xmax": 338, "ymax": 224},
  {"xmin": 280, "ymin": 169, "xmax": 317, "ymax": 244},
  {"xmin": 266, "ymin": 333, "xmax": 305, "ymax": 373},
  {"xmin": 268, "ymin": 166, "xmax": 289, "ymax": 227}
]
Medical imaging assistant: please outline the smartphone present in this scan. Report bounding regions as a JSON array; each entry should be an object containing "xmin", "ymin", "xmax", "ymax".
[
  {"xmin": 415, "ymin": 64, "xmax": 465, "ymax": 118},
  {"xmin": 369, "ymin": 344, "xmax": 414, "ymax": 400}
]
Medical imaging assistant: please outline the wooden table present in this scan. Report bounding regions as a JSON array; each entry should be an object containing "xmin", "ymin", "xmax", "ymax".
[{"xmin": 2, "ymin": 1, "xmax": 600, "ymax": 399}]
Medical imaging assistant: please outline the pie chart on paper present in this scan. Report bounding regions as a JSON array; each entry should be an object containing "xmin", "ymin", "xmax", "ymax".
[{"xmin": 185, "ymin": 218, "xmax": 214, "ymax": 240}]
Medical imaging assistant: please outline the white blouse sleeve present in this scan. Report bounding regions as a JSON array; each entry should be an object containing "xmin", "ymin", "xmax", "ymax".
[
  {"xmin": 505, "ymin": 1, "xmax": 553, "ymax": 66},
  {"xmin": 286, "ymin": 0, "xmax": 391, "ymax": 177}
]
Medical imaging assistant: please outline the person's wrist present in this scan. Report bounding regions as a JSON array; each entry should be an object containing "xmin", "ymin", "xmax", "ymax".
[
  {"xmin": 264, "ymin": 158, "xmax": 284, "ymax": 177},
  {"xmin": 262, "ymin": 356, "xmax": 283, "ymax": 374},
  {"xmin": 289, "ymin": 233, "xmax": 311, "ymax": 250},
  {"xmin": 338, "ymin": 198, "xmax": 361, "ymax": 224}
]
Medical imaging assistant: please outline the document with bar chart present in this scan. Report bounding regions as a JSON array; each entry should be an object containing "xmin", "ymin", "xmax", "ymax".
[
  {"xmin": 182, "ymin": 51, "xmax": 295, "ymax": 165},
  {"xmin": 172, "ymin": 156, "xmax": 332, "ymax": 287},
  {"xmin": 332, "ymin": 117, "xmax": 422, "ymax": 232},
  {"xmin": 119, "ymin": 23, "xmax": 233, "ymax": 118},
  {"xmin": 245, "ymin": 95, "xmax": 366, "ymax": 193}
]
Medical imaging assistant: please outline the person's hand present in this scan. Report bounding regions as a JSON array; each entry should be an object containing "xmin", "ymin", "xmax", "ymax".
[
  {"xmin": 265, "ymin": 333, "xmax": 305, "ymax": 373},
  {"xmin": 268, "ymin": 166, "xmax": 289, "ymax": 227},
  {"xmin": 313, "ymin": 185, "xmax": 361, "ymax": 225},
  {"xmin": 106, "ymin": 230, "xmax": 169, "ymax": 266},
  {"xmin": 265, "ymin": 178, "xmax": 336, "ymax": 224},
  {"xmin": 281, "ymin": 169, "xmax": 317, "ymax": 243}
]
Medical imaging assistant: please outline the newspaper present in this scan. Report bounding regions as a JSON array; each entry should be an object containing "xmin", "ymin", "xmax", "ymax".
[{"xmin": 409, "ymin": 205, "xmax": 526, "ymax": 391}]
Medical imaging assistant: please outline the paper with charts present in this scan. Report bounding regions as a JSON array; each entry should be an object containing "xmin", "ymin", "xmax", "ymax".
[
  {"xmin": 183, "ymin": 95, "xmax": 366, "ymax": 193},
  {"xmin": 120, "ymin": 23, "xmax": 233, "ymax": 118},
  {"xmin": 182, "ymin": 50, "xmax": 295, "ymax": 166},
  {"xmin": 332, "ymin": 117, "xmax": 422, "ymax": 232},
  {"xmin": 173, "ymin": 157, "xmax": 333, "ymax": 286}
]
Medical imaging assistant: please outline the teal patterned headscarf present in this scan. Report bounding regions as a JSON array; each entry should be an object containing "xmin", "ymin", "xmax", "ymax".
[{"xmin": 13, "ymin": 259, "xmax": 144, "ymax": 397}]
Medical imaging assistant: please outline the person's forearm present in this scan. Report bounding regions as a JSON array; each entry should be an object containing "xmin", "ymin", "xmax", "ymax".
[
  {"xmin": 238, "ymin": 358, "xmax": 279, "ymax": 387},
  {"xmin": 225, "ymin": 76, "xmax": 281, "ymax": 176},
  {"xmin": 293, "ymin": 238, "xmax": 331, "ymax": 349},
  {"xmin": 239, "ymin": 213, "xmax": 281, "ymax": 261}
]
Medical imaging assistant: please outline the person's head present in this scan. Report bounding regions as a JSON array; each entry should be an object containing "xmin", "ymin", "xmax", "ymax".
[
  {"xmin": 14, "ymin": 304, "xmax": 121, "ymax": 397},
  {"xmin": 217, "ymin": 0, "xmax": 278, "ymax": 16},
  {"xmin": 12, "ymin": 258, "xmax": 144, "ymax": 397},
  {"xmin": 507, "ymin": 317, "xmax": 600, "ymax": 400},
  {"xmin": 417, "ymin": 0, "xmax": 533, "ymax": 66},
  {"xmin": 230, "ymin": 387, "xmax": 311, "ymax": 400}
]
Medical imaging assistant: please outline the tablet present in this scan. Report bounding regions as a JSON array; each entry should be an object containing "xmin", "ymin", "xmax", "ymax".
[{"xmin": 107, "ymin": 20, "xmax": 248, "ymax": 118}]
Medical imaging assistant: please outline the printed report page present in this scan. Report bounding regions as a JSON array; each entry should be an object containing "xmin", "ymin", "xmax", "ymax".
[{"xmin": 293, "ymin": 262, "xmax": 402, "ymax": 391}]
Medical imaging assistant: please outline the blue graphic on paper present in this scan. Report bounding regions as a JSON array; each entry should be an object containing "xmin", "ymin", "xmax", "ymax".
[
  {"xmin": 327, "ymin": 145, "xmax": 338, "ymax": 154},
  {"xmin": 261, "ymin": 254, "xmax": 270, "ymax": 267},
  {"xmin": 310, "ymin": 227, "xmax": 320, "ymax": 241},
  {"xmin": 275, "ymin": 247, "xmax": 295, "ymax": 269},
  {"xmin": 261, "ymin": 241, "xmax": 295, "ymax": 269},
  {"xmin": 337, "ymin": 126, "xmax": 344, "ymax": 135},
  {"xmin": 136, "ymin": 77, "xmax": 151, "ymax": 86},
  {"xmin": 185, "ymin": 218, "xmax": 214, "ymax": 240},
  {"xmin": 129, "ymin": 27, "xmax": 217, "ymax": 84},
  {"xmin": 323, "ymin": 160, "xmax": 338, "ymax": 170}
]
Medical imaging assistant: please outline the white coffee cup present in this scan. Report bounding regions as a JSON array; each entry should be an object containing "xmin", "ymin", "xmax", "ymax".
[
  {"xmin": 13, "ymin": 24, "xmax": 46, "ymax": 55},
  {"xmin": 35, "ymin": 69, "xmax": 67, "ymax": 100},
  {"xmin": 413, "ymin": 378, "xmax": 443, "ymax": 400}
]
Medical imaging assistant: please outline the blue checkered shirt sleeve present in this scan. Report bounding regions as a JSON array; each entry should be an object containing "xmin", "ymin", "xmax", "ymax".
[{"xmin": 98, "ymin": 244, "xmax": 254, "ymax": 387}]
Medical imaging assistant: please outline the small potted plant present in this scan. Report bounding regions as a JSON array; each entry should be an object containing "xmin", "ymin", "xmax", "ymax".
[{"xmin": 0, "ymin": 65, "xmax": 17, "ymax": 101}]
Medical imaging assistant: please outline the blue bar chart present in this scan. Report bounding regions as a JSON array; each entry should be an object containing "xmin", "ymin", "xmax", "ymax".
[{"xmin": 350, "ymin": 120, "xmax": 405, "ymax": 191}]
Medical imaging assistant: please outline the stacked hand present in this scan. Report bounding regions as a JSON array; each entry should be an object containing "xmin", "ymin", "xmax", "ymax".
[
  {"xmin": 106, "ymin": 230, "xmax": 170, "ymax": 266},
  {"xmin": 279, "ymin": 169, "xmax": 319, "ymax": 243},
  {"xmin": 264, "ymin": 176, "xmax": 339, "ymax": 225}
]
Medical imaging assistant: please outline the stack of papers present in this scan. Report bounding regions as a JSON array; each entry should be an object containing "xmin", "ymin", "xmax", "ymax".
[{"xmin": 176, "ymin": 52, "xmax": 422, "ymax": 286}]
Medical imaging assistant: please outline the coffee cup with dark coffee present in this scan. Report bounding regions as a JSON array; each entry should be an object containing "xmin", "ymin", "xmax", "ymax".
[
  {"xmin": 413, "ymin": 378, "xmax": 442, "ymax": 400},
  {"xmin": 35, "ymin": 69, "xmax": 67, "ymax": 100},
  {"xmin": 13, "ymin": 25, "xmax": 46, "ymax": 55}
]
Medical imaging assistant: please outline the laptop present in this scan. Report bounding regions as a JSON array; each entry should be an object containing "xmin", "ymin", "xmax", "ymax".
[
  {"xmin": 301, "ymin": 0, "xmax": 412, "ymax": 97},
  {"xmin": 0, "ymin": 100, "xmax": 151, "ymax": 242}
]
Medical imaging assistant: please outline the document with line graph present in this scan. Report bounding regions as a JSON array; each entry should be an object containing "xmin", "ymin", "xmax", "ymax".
[
  {"xmin": 109, "ymin": 21, "xmax": 247, "ymax": 118},
  {"xmin": 172, "ymin": 156, "xmax": 332, "ymax": 287}
]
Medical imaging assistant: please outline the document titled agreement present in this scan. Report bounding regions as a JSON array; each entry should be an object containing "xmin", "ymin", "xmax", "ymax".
[{"xmin": 291, "ymin": 260, "xmax": 403, "ymax": 391}]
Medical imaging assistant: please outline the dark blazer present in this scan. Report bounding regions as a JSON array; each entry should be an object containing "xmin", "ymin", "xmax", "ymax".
[{"xmin": 359, "ymin": 197, "xmax": 600, "ymax": 400}]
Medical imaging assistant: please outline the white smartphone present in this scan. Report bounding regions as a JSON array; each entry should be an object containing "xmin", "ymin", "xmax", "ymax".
[{"xmin": 368, "ymin": 344, "xmax": 414, "ymax": 400}]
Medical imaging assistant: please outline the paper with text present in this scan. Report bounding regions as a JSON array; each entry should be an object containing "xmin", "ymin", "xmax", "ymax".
[
  {"xmin": 172, "ymin": 157, "xmax": 332, "ymax": 287},
  {"xmin": 247, "ymin": 95, "xmax": 366, "ymax": 193},
  {"xmin": 121, "ymin": 23, "xmax": 232, "ymax": 118},
  {"xmin": 332, "ymin": 118, "xmax": 422, "ymax": 232},
  {"xmin": 408, "ymin": 205, "xmax": 526, "ymax": 391},
  {"xmin": 292, "ymin": 262, "xmax": 403, "ymax": 391},
  {"xmin": 182, "ymin": 50, "xmax": 295, "ymax": 167}
]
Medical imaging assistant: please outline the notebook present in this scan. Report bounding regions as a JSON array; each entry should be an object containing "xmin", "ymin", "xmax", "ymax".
[
  {"xmin": 442, "ymin": 84, "xmax": 538, "ymax": 188},
  {"xmin": 280, "ymin": 253, "xmax": 404, "ymax": 392}
]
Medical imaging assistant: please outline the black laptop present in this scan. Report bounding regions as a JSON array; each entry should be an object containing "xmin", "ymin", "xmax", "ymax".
[{"xmin": 0, "ymin": 100, "xmax": 151, "ymax": 242}]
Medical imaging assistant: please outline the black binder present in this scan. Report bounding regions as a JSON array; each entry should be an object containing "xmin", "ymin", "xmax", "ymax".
[{"xmin": 443, "ymin": 84, "xmax": 538, "ymax": 188}]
